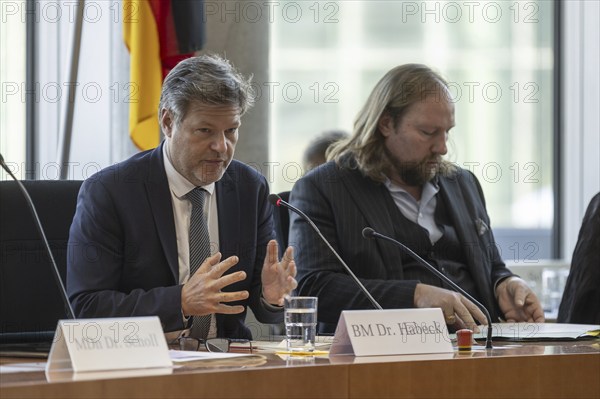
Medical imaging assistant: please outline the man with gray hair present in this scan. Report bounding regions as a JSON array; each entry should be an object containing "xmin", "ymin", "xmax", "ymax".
[
  {"xmin": 289, "ymin": 64, "xmax": 543, "ymax": 333},
  {"xmin": 68, "ymin": 54, "xmax": 297, "ymax": 340}
]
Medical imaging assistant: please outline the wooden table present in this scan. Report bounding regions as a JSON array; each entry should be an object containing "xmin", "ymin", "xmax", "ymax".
[{"xmin": 1, "ymin": 341, "xmax": 599, "ymax": 398}]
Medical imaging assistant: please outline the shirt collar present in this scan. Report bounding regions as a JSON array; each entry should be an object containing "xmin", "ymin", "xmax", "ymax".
[
  {"xmin": 163, "ymin": 141, "xmax": 215, "ymax": 199},
  {"xmin": 384, "ymin": 176, "xmax": 439, "ymax": 198}
]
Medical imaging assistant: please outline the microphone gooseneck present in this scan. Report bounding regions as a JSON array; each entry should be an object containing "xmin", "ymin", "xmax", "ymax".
[
  {"xmin": 362, "ymin": 227, "xmax": 493, "ymax": 349},
  {"xmin": 0, "ymin": 154, "xmax": 76, "ymax": 320},
  {"xmin": 270, "ymin": 194, "xmax": 383, "ymax": 310}
]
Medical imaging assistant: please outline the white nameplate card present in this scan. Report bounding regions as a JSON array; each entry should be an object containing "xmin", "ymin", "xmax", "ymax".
[
  {"xmin": 329, "ymin": 308, "xmax": 453, "ymax": 357},
  {"xmin": 46, "ymin": 316, "xmax": 172, "ymax": 373}
]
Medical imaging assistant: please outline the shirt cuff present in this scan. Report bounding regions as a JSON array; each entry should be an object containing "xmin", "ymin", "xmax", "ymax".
[
  {"xmin": 181, "ymin": 309, "xmax": 191, "ymax": 325},
  {"xmin": 260, "ymin": 295, "xmax": 284, "ymax": 312},
  {"xmin": 494, "ymin": 274, "xmax": 519, "ymax": 297}
]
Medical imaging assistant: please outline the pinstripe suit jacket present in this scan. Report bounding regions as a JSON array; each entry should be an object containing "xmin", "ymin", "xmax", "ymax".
[
  {"xmin": 67, "ymin": 142, "xmax": 280, "ymax": 339},
  {"xmin": 289, "ymin": 160, "xmax": 512, "ymax": 325}
]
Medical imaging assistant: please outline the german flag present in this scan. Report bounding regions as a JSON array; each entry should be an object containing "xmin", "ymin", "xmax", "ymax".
[{"xmin": 123, "ymin": 0, "xmax": 205, "ymax": 151}]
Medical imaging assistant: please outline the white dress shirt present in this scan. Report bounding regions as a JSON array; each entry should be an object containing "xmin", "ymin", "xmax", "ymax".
[
  {"xmin": 384, "ymin": 178, "xmax": 443, "ymax": 244},
  {"xmin": 163, "ymin": 142, "xmax": 219, "ymax": 338}
]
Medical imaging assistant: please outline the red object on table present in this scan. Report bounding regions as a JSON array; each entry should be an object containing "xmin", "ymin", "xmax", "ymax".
[{"xmin": 456, "ymin": 329, "xmax": 473, "ymax": 352}]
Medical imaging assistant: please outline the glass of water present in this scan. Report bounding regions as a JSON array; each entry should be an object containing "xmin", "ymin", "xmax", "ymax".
[{"xmin": 284, "ymin": 296, "xmax": 318, "ymax": 352}]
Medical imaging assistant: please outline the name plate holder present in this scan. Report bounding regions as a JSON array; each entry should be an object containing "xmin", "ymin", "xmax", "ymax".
[
  {"xmin": 329, "ymin": 308, "xmax": 453, "ymax": 356},
  {"xmin": 46, "ymin": 316, "xmax": 172, "ymax": 374}
]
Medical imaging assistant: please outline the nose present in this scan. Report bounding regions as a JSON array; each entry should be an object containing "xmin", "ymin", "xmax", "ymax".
[
  {"xmin": 432, "ymin": 132, "xmax": 448, "ymax": 155},
  {"xmin": 211, "ymin": 132, "xmax": 228, "ymax": 153}
]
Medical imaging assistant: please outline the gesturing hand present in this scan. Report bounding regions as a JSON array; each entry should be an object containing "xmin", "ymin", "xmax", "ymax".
[
  {"xmin": 181, "ymin": 252, "xmax": 249, "ymax": 317},
  {"xmin": 261, "ymin": 240, "xmax": 298, "ymax": 306}
]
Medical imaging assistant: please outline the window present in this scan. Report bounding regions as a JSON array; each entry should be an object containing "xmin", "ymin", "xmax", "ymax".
[
  {"xmin": 5, "ymin": 1, "xmax": 130, "ymax": 181},
  {"xmin": 0, "ymin": 0, "xmax": 27, "ymax": 178},
  {"xmin": 270, "ymin": 0, "xmax": 555, "ymax": 261}
]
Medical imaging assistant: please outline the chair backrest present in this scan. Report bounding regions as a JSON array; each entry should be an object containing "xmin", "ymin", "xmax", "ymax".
[
  {"xmin": 272, "ymin": 191, "xmax": 290, "ymax": 258},
  {"xmin": 0, "ymin": 180, "xmax": 82, "ymax": 338}
]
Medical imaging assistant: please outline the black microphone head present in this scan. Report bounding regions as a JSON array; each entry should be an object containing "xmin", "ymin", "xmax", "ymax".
[
  {"xmin": 268, "ymin": 193, "xmax": 282, "ymax": 206},
  {"xmin": 362, "ymin": 227, "xmax": 375, "ymax": 239}
]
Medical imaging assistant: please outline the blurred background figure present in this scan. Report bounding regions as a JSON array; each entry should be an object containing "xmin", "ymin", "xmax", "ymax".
[
  {"xmin": 272, "ymin": 131, "xmax": 349, "ymax": 270},
  {"xmin": 302, "ymin": 130, "xmax": 349, "ymax": 172},
  {"xmin": 264, "ymin": 129, "xmax": 348, "ymax": 336},
  {"xmin": 557, "ymin": 193, "xmax": 600, "ymax": 324}
]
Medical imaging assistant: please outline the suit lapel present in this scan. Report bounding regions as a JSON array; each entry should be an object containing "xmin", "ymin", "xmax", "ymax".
[
  {"xmin": 339, "ymin": 169, "xmax": 400, "ymax": 269},
  {"xmin": 215, "ymin": 167, "xmax": 240, "ymax": 258},
  {"xmin": 145, "ymin": 143, "xmax": 179, "ymax": 281},
  {"xmin": 215, "ymin": 167, "xmax": 241, "ymax": 337},
  {"xmin": 438, "ymin": 175, "xmax": 491, "ymax": 293}
]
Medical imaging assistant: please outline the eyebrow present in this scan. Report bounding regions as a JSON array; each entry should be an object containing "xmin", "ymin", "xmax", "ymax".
[{"xmin": 194, "ymin": 120, "xmax": 241, "ymax": 128}]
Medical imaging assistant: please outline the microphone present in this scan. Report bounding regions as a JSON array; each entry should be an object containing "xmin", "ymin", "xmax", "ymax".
[
  {"xmin": 0, "ymin": 153, "xmax": 76, "ymax": 320},
  {"xmin": 362, "ymin": 227, "xmax": 493, "ymax": 349},
  {"xmin": 268, "ymin": 193, "xmax": 383, "ymax": 310}
]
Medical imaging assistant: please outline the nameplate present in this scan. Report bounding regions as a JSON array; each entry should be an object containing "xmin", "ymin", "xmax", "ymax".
[
  {"xmin": 329, "ymin": 308, "xmax": 453, "ymax": 356},
  {"xmin": 46, "ymin": 316, "xmax": 172, "ymax": 373}
]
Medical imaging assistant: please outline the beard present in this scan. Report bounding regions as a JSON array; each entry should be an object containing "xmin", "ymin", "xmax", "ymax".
[{"xmin": 385, "ymin": 150, "xmax": 442, "ymax": 186}]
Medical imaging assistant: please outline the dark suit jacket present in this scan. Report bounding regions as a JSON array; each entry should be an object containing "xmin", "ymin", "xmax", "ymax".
[
  {"xmin": 289, "ymin": 161, "xmax": 513, "ymax": 325},
  {"xmin": 557, "ymin": 192, "xmax": 600, "ymax": 324},
  {"xmin": 67, "ymin": 143, "xmax": 281, "ymax": 339}
]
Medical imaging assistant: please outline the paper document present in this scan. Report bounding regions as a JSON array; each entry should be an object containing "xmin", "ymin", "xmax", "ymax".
[
  {"xmin": 477, "ymin": 323, "xmax": 600, "ymax": 341},
  {"xmin": 170, "ymin": 350, "xmax": 252, "ymax": 362},
  {"xmin": 252, "ymin": 336, "xmax": 334, "ymax": 352},
  {"xmin": 169, "ymin": 350, "xmax": 267, "ymax": 367}
]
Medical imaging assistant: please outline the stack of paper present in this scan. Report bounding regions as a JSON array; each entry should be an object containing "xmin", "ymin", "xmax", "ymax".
[{"xmin": 477, "ymin": 323, "xmax": 600, "ymax": 341}]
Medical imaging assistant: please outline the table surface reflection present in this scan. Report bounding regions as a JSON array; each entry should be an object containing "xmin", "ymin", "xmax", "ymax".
[{"xmin": 1, "ymin": 340, "xmax": 599, "ymax": 398}]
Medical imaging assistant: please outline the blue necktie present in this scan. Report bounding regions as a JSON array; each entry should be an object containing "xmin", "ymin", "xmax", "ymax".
[{"xmin": 186, "ymin": 187, "xmax": 212, "ymax": 338}]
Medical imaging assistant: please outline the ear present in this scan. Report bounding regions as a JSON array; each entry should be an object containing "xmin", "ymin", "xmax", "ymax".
[
  {"xmin": 378, "ymin": 112, "xmax": 395, "ymax": 137},
  {"xmin": 160, "ymin": 109, "xmax": 174, "ymax": 138}
]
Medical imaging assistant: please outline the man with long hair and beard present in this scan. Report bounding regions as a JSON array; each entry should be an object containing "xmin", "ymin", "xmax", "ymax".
[{"xmin": 289, "ymin": 64, "xmax": 544, "ymax": 333}]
